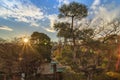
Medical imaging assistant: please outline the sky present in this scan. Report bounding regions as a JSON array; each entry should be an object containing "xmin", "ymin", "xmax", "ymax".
[{"xmin": 0, "ymin": 0, "xmax": 120, "ymax": 41}]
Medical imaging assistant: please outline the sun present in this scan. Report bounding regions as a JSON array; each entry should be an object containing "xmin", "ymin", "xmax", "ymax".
[{"xmin": 23, "ymin": 38, "xmax": 29, "ymax": 43}]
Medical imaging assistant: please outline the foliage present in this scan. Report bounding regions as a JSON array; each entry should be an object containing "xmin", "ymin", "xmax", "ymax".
[
  {"xmin": 0, "ymin": 42, "xmax": 42, "ymax": 80},
  {"xmin": 0, "ymin": 38, "xmax": 6, "ymax": 43},
  {"xmin": 54, "ymin": 22, "xmax": 71, "ymax": 39},
  {"xmin": 63, "ymin": 72, "xmax": 85, "ymax": 80},
  {"xmin": 53, "ymin": 31, "xmax": 120, "ymax": 80},
  {"xmin": 93, "ymin": 73, "xmax": 111, "ymax": 80},
  {"xmin": 31, "ymin": 32, "xmax": 50, "ymax": 45},
  {"xmin": 53, "ymin": 2, "xmax": 120, "ymax": 80},
  {"xmin": 59, "ymin": 2, "xmax": 88, "ymax": 19},
  {"xmin": 56, "ymin": 1, "xmax": 89, "ymax": 62},
  {"xmin": 106, "ymin": 71, "xmax": 120, "ymax": 79},
  {"xmin": 0, "ymin": 1, "xmax": 120, "ymax": 80},
  {"xmin": 0, "ymin": 32, "xmax": 52, "ymax": 80},
  {"xmin": 31, "ymin": 31, "xmax": 52, "ymax": 62}
]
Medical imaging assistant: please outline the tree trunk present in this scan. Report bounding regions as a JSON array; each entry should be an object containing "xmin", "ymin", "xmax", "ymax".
[
  {"xmin": 71, "ymin": 16, "xmax": 76, "ymax": 61},
  {"xmin": 106, "ymin": 50, "xmax": 112, "ymax": 71},
  {"xmin": 64, "ymin": 38, "xmax": 67, "ymax": 45},
  {"xmin": 87, "ymin": 74, "xmax": 90, "ymax": 80},
  {"xmin": 87, "ymin": 73, "xmax": 93, "ymax": 80}
]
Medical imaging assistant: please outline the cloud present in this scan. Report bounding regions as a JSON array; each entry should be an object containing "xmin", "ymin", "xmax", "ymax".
[
  {"xmin": 30, "ymin": 22, "xmax": 39, "ymax": 27},
  {"xmin": 0, "ymin": 26, "xmax": 13, "ymax": 31},
  {"xmin": 58, "ymin": 0, "xmax": 70, "ymax": 4},
  {"xmin": 88, "ymin": 1, "xmax": 120, "ymax": 38},
  {"xmin": 45, "ymin": 28, "xmax": 56, "ymax": 33},
  {"xmin": 0, "ymin": 0, "xmax": 44, "ymax": 27},
  {"xmin": 48, "ymin": 14, "xmax": 58, "ymax": 29},
  {"xmin": 45, "ymin": 14, "xmax": 72, "ymax": 33},
  {"xmin": 57, "ymin": 0, "xmax": 70, "ymax": 7},
  {"xmin": 89, "ymin": 0, "xmax": 120, "ymax": 24},
  {"xmin": 89, "ymin": 0, "xmax": 101, "ymax": 16},
  {"xmin": 90, "ymin": 3, "xmax": 120, "ymax": 24},
  {"xmin": 44, "ymin": 14, "xmax": 58, "ymax": 33},
  {"xmin": 91, "ymin": 0, "xmax": 101, "ymax": 10}
]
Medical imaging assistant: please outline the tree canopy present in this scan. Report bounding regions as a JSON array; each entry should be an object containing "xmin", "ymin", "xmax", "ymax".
[
  {"xmin": 59, "ymin": 2, "xmax": 88, "ymax": 19},
  {"xmin": 31, "ymin": 31, "xmax": 52, "ymax": 62}
]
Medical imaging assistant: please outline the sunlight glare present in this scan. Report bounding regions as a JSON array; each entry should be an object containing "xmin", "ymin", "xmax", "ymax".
[{"xmin": 23, "ymin": 38, "xmax": 29, "ymax": 43}]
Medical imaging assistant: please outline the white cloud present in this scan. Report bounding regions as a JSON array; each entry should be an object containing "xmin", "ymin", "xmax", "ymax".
[
  {"xmin": 45, "ymin": 28, "xmax": 56, "ymax": 33},
  {"xmin": 58, "ymin": 0, "xmax": 70, "ymax": 4},
  {"xmin": 88, "ymin": 1, "xmax": 120, "ymax": 38},
  {"xmin": 48, "ymin": 14, "xmax": 58, "ymax": 29},
  {"xmin": 44, "ymin": 14, "xmax": 58, "ymax": 33},
  {"xmin": 91, "ymin": 0, "xmax": 101, "ymax": 10},
  {"xmin": 30, "ymin": 22, "xmax": 39, "ymax": 27},
  {"xmin": 0, "ymin": 0, "xmax": 44, "ymax": 27},
  {"xmin": 45, "ymin": 14, "xmax": 72, "ymax": 33},
  {"xmin": 89, "ymin": 0, "xmax": 120, "ymax": 25},
  {"xmin": 93, "ymin": 0, "xmax": 100, "ymax": 5},
  {"xmin": 91, "ymin": 4, "xmax": 120, "ymax": 24},
  {"xmin": 0, "ymin": 26, "xmax": 13, "ymax": 31},
  {"xmin": 57, "ymin": 0, "xmax": 70, "ymax": 7}
]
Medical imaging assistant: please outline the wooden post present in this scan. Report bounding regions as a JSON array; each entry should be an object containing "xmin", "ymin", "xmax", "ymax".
[
  {"xmin": 58, "ymin": 72, "xmax": 63, "ymax": 80},
  {"xmin": 13, "ymin": 75, "xmax": 16, "ymax": 80},
  {"xmin": 4, "ymin": 74, "xmax": 6, "ymax": 80},
  {"xmin": 53, "ymin": 64, "xmax": 57, "ymax": 80}
]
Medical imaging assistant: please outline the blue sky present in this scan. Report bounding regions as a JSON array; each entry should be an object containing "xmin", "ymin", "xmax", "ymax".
[{"xmin": 0, "ymin": 0, "xmax": 120, "ymax": 41}]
